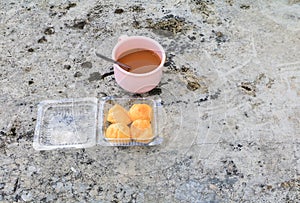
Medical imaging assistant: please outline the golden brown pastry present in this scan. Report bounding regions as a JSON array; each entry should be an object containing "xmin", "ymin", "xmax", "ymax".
[
  {"xmin": 128, "ymin": 104, "xmax": 152, "ymax": 122},
  {"xmin": 107, "ymin": 104, "xmax": 131, "ymax": 125},
  {"xmin": 105, "ymin": 123, "xmax": 131, "ymax": 143},
  {"xmin": 130, "ymin": 119, "xmax": 153, "ymax": 143}
]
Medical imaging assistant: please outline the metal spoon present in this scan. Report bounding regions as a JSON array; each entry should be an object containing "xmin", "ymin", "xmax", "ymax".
[{"xmin": 95, "ymin": 52, "xmax": 132, "ymax": 71}]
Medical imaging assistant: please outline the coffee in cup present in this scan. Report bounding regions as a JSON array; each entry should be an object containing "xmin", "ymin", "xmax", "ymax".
[{"xmin": 112, "ymin": 35, "xmax": 166, "ymax": 94}]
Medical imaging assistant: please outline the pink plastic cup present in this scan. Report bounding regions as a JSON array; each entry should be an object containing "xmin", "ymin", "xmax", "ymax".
[{"xmin": 112, "ymin": 35, "xmax": 166, "ymax": 94}]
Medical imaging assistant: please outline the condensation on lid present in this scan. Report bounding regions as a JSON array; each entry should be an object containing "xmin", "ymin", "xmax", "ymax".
[{"xmin": 33, "ymin": 98, "xmax": 98, "ymax": 150}]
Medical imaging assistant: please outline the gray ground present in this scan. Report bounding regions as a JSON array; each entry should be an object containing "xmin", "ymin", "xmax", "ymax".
[{"xmin": 0, "ymin": 0, "xmax": 299, "ymax": 202}]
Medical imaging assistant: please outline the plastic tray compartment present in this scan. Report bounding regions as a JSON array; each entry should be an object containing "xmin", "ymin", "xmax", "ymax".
[
  {"xmin": 98, "ymin": 97, "xmax": 162, "ymax": 146},
  {"xmin": 33, "ymin": 98, "xmax": 98, "ymax": 150}
]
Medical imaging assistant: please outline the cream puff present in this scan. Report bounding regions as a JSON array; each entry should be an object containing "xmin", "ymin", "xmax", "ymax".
[
  {"xmin": 107, "ymin": 104, "xmax": 131, "ymax": 125},
  {"xmin": 130, "ymin": 119, "xmax": 153, "ymax": 143},
  {"xmin": 128, "ymin": 104, "xmax": 152, "ymax": 122},
  {"xmin": 105, "ymin": 123, "xmax": 131, "ymax": 143}
]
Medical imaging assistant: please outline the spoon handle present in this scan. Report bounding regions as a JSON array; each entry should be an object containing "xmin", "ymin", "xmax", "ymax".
[{"xmin": 95, "ymin": 52, "xmax": 131, "ymax": 71}]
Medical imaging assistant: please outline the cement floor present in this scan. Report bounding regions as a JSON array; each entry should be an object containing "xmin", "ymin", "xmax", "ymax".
[{"xmin": 0, "ymin": 0, "xmax": 299, "ymax": 202}]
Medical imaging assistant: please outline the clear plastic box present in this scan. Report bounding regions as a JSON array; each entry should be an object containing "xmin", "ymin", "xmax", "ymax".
[
  {"xmin": 33, "ymin": 97, "xmax": 162, "ymax": 150},
  {"xmin": 98, "ymin": 96, "xmax": 162, "ymax": 146}
]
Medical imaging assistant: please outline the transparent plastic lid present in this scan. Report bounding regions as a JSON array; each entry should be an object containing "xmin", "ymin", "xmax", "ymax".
[{"xmin": 33, "ymin": 98, "xmax": 98, "ymax": 150}]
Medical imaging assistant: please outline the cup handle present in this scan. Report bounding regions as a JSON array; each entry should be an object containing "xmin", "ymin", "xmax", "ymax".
[{"xmin": 118, "ymin": 35, "xmax": 128, "ymax": 42}]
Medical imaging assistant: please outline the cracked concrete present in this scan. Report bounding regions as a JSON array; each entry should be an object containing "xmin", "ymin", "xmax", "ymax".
[{"xmin": 0, "ymin": 0, "xmax": 299, "ymax": 202}]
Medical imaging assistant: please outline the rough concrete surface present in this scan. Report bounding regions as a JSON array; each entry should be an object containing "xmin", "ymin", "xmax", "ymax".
[{"xmin": 0, "ymin": 0, "xmax": 299, "ymax": 202}]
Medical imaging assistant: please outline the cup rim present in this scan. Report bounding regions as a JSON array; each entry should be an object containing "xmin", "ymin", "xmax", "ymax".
[{"xmin": 112, "ymin": 36, "xmax": 166, "ymax": 77}]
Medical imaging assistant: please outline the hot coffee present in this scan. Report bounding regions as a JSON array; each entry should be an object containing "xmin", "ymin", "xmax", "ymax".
[
  {"xmin": 117, "ymin": 49, "xmax": 161, "ymax": 74},
  {"xmin": 112, "ymin": 35, "xmax": 166, "ymax": 93}
]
